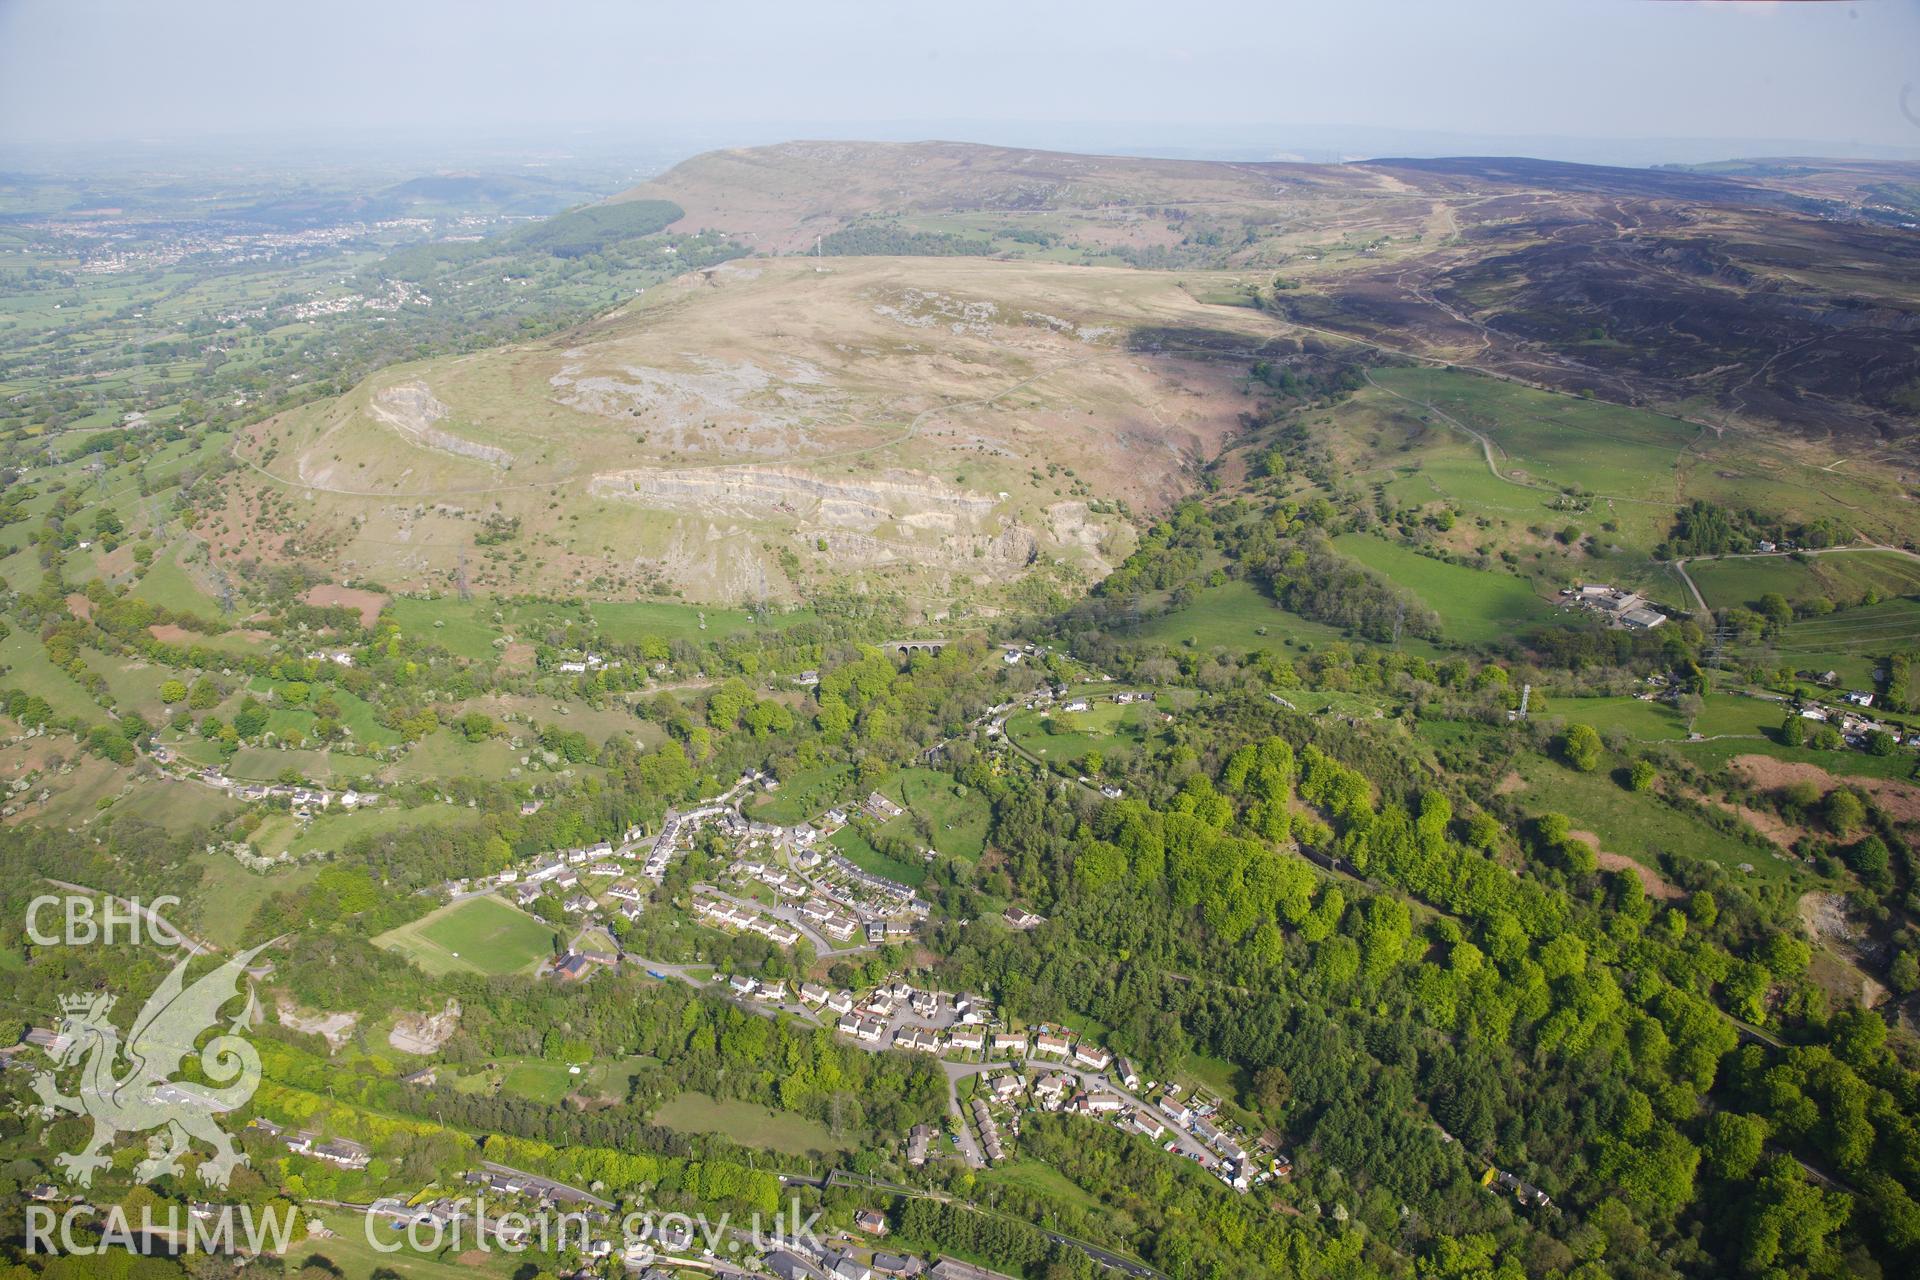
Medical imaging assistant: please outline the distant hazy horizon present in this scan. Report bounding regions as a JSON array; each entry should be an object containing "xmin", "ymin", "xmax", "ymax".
[
  {"xmin": 3, "ymin": 0, "xmax": 1918, "ymax": 169},
  {"xmin": 4, "ymin": 118, "xmax": 1916, "ymax": 176}
]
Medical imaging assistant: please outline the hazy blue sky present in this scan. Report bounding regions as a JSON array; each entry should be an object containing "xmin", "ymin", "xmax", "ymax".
[{"xmin": 3, "ymin": 0, "xmax": 1917, "ymax": 159}]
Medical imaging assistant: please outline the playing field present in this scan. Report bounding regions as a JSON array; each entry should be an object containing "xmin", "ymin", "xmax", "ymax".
[{"xmin": 375, "ymin": 895, "xmax": 558, "ymax": 976}]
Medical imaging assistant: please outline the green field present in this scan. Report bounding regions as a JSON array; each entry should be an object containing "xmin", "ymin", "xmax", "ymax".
[
  {"xmin": 1726, "ymin": 596, "xmax": 1920, "ymax": 690},
  {"xmin": 1182, "ymin": 1051, "xmax": 1247, "ymax": 1105},
  {"xmin": 1006, "ymin": 699, "xmax": 1155, "ymax": 770},
  {"xmin": 1546, "ymin": 696, "xmax": 1690, "ymax": 741},
  {"xmin": 1127, "ymin": 579, "xmax": 1362, "ymax": 653},
  {"xmin": 160, "ymin": 623, "xmax": 273, "ymax": 658},
  {"xmin": 250, "ymin": 804, "xmax": 463, "ymax": 860},
  {"xmin": 1549, "ymin": 692, "xmax": 1799, "ymax": 744},
  {"xmin": 386, "ymin": 596, "xmax": 530, "ymax": 660},
  {"xmin": 297, "ymin": 1210, "xmax": 527, "ymax": 1280},
  {"xmin": 877, "ymin": 766, "xmax": 991, "ymax": 860},
  {"xmin": 583, "ymin": 1053, "xmax": 660, "ymax": 1101},
  {"xmin": 385, "ymin": 595, "xmax": 819, "ymax": 661},
  {"xmin": 0, "ymin": 629, "xmax": 99, "ymax": 719},
  {"xmin": 442, "ymin": 1054, "xmax": 579, "ymax": 1103},
  {"xmin": 830, "ymin": 823, "xmax": 929, "ymax": 887},
  {"xmin": 1332, "ymin": 533, "xmax": 1557, "ymax": 646},
  {"xmin": 591, "ymin": 600, "xmax": 817, "ymax": 645},
  {"xmin": 224, "ymin": 745, "xmax": 381, "ymax": 784},
  {"xmin": 1512, "ymin": 753, "xmax": 1801, "ymax": 885},
  {"xmin": 1371, "ymin": 366, "xmax": 1693, "ymax": 507},
  {"xmin": 86, "ymin": 646, "xmax": 171, "ymax": 719},
  {"xmin": 1346, "ymin": 366, "xmax": 1843, "ymax": 571},
  {"xmin": 1690, "ymin": 693, "xmax": 1790, "ymax": 739},
  {"xmin": 329, "ymin": 688, "xmax": 406, "ymax": 748},
  {"xmin": 980, "ymin": 1157, "xmax": 1113, "ymax": 1217},
  {"xmin": 129, "ymin": 542, "xmax": 226, "ymax": 618},
  {"xmin": 503, "ymin": 1058, "xmax": 577, "ymax": 1104},
  {"xmin": 1674, "ymin": 736, "xmax": 1920, "ymax": 786},
  {"xmin": 1688, "ymin": 552, "xmax": 1920, "ymax": 612},
  {"xmin": 1377, "ymin": 444, "xmax": 1572, "ymax": 531},
  {"xmin": 1282, "ymin": 688, "xmax": 1396, "ymax": 718},
  {"xmin": 188, "ymin": 853, "xmax": 319, "ymax": 947},
  {"xmin": 375, "ymin": 895, "xmax": 557, "ymax": 976},
  {"xmin": 652, "ymin": 1090, "xmax": 850, "ymax": 1158},
  {"xmin": 387, "ymin": 728, "xmax": 526, "ymax": 783},
  {"xmin": 235, "ymin": 679, "xmax": 404, "ymax": 752},
  {"xmin": 104, "ymin": 776, "xmax": 236, "ymax": 834}
]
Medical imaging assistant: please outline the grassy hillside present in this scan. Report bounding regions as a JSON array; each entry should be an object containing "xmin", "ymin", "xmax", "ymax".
[
  {"xmin": 218, "ymin": 256, "xmax": 1273, "ymax": 608},
  {"xmin": 1332, "ymin": 532, "xmax": 1557, "ymax": 647}
]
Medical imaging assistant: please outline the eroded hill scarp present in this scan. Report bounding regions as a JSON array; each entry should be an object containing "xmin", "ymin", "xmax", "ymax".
[{"xmin": 222, "ymin": 255, "xmax": 1258, "ymax": 604}]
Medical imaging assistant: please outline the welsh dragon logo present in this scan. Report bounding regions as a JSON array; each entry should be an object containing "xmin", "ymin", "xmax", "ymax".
[{"xmin": 32, "ymin": 942, "xmax": 268, "ymax": 1189}]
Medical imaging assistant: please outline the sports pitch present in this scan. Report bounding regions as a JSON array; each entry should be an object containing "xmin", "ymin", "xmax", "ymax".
[{"xmin": 375, "ymin": 895, "xmax": 558, "ymax": 976}]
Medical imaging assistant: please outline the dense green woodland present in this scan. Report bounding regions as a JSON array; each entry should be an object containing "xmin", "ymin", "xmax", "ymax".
[{"xmin": 1, "ymin": 619, "xmax": 1917, "ymax": 1278}]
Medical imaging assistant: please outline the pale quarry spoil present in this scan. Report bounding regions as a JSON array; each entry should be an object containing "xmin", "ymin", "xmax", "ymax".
[
  {"xmin": 592, "ymin": 463, "xmax": 1044, "ymax": 575},
  {"xmin": 549, "ymin": 351, "xmax": 852, "ymax": 458},
  {"xmin": 589, "ymin": 462, "xmax": 998, "ymax": 526}
]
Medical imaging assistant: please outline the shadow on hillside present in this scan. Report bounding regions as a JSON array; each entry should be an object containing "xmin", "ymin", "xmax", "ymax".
[{"xmin": 1124, "ymin": 324, "xmax": 1289, "ymax": 363}]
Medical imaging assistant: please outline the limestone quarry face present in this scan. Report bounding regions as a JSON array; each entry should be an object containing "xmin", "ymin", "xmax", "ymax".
[
  {"xmin": 594, "ymin": 463, "xmax": 1041, "ymax": 584},
  {"xmin": 590, "ymin": 464, "xmax": 996, "ymax": 527},
  {"xmin": 369, "ymin": 381, "xmax": 514, "ymax": 468},
  {"xmin": 813, "ymin": 525, "xmax": 1038, "ymax": 575}
]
